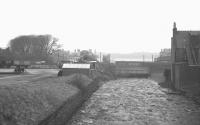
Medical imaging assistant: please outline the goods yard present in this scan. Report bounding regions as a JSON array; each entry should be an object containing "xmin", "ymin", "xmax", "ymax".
[
  {"xmin": 1, "ymin": 22, "xmax": 200, "ymax": 124},
  {"xmin": 0, "ymin": 59, "xmax": 199, "ymax": 125}
]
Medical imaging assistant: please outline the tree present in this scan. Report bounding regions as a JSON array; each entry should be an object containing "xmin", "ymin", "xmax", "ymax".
[
  {"xmin": 8, "ymin": 34, "xmax": 61, "ymax": 61},
  {"xmin": 102, "ymin": 54, "xmax": 111, "ymax": 63},
  {"xmin": 79, "ymin": 50, "xmax": 97, "ymax": 62},
  {"xmin": 0, "ymin": 47, "xmax": 13, "ymax": 61},
  {"xmin": 0, "ymin": 47, "xmax": 13, "ymax": 67}
]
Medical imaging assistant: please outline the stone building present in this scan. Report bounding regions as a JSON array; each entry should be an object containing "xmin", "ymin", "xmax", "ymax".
[
  {"xmin": 171, "ymin": 22, "xmax": 200, "ymax": 90},
  {"xmin": 155, "ymin": 49, "xmax": 171, "ymax": 62}
]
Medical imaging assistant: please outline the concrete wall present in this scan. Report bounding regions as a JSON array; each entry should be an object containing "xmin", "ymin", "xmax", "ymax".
[
  {"xmin": 186, "ymin": 66, "xmax": 200, "ymax": 82},
  {"xmin": 142, "ymin": 62, "xmax": 171, "ymax": 73},
  {"xmin": 172, "ymin": 63, "xmax": 200, "ymax": 90},
  {"xmin": 115, "ymin": 61, "xmax": 171, "ymax": 74}
]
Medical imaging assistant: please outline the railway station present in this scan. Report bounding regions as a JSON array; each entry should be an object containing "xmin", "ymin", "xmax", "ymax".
[{"xmin": 0, "ymin": 1, "xmax": 200, "ymax": 124}]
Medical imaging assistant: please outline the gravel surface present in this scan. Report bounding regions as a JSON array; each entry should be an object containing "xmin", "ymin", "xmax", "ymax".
[{"xmin": 68, "ymin": 78, "xmax": 200, "ymax": 125}]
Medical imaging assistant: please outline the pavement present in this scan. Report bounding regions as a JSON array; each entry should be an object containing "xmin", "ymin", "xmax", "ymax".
[{"xmin": 68, "ymin": 78, "xmax": 200, "ymax": 125}]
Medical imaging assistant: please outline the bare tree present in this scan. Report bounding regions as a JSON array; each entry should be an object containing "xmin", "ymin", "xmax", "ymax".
[{"xmin": 8, "ymin": 35, "xmax": 61, "ymax": 61}]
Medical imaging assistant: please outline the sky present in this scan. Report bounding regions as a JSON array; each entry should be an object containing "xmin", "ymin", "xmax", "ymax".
[{"xmin": 0, "ymin": 0, "xmax": 200, "ymax": 53}]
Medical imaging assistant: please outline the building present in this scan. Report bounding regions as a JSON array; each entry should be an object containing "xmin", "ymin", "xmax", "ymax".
[
  {"xmin": 155, "ymin": 49, "xmax": 171, "ymax": 62},
  {"xmin": 61, "ymin": 61, "xmax": 97, "ymax": 77},
  {"xmin": 62, "ymin": 63, "xmax": 91, "ymax": 76},
  {"xmin": 160, "ymin": 49, "xmax": 171, "ymax": 57},
  {"xmin": 171, "ymin": 22, "xmax": 200, "ymax": 89}
]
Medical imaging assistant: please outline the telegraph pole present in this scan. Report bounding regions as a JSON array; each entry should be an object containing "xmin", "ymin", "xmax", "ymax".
[
  {"xmin": 143, "ymin": 55, "xmax": 145, "ymax": 62},
  {"xmin": 57, "ymin": 50, "xmax": 60, "ymax": 64},
  {"xmin": 100, "ymin": 52, "xmax": 102, "ymax": 62}
]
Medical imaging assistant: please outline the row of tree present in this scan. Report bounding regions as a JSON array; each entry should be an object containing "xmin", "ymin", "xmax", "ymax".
[
  {"xmin": 9, "ymin": 34, "xmax": 61, "ymax": 61},
  {"xmin": 0, "ymin": 34, "xmax": 61, "ymax": 63},
  {"xmin": 0, "ymin": 34, "xmax": 99, "ymax": 64}
]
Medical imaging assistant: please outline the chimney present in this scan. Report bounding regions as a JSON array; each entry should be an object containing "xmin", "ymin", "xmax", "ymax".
[{"xmin": 173, "ymin": 22, "xmax": 177, "ymax": 37}]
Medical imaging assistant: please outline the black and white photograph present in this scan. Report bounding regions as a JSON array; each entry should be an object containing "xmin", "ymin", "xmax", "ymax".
[{"xmin": 0, "ymin": 0, "xmax": 200, "ymax": 125}]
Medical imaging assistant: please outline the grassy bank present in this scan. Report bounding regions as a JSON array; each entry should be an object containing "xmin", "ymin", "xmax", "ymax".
[
  {"xmin": 0, "ymin": 72, "xmax": 110, "ymax": 125},
  {"xmin": 0, "ymin": 76, "xmax": 79, "ymax": 125}
]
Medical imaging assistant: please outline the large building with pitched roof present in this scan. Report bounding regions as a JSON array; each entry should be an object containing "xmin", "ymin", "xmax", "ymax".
[{"xmin": 171, "ymin": 23, "xmax": 200, "ymax": 89}]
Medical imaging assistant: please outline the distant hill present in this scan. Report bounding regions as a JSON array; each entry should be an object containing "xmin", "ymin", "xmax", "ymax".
[{"xmin": 110, "ymin": 52, "xmax": 159, "ymax": 61}]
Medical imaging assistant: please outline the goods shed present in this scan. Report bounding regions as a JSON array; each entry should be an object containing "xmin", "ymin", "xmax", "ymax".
[{"xmin": 61, "ymin": 63, "xmax": 91, "ymax": 76}]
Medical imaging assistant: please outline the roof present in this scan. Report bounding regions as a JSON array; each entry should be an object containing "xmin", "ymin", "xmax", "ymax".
[
  {"xmin": 88, "ymin": 61, "xmax": 97, "ymax": 63},
  {"xmin": 115, "ymin": 61, "xmax": 143, "ymax": 63},
  {"xmin": 180, "ymin": 31, "xmax": 200, "ymax": 35},
  {"xmin": 175, "ymin": 31, "xmax": 200, "ymax": 48},
  {"xmin": 62, "ymin": 63, "xmax": 90, "ymax": 69}
]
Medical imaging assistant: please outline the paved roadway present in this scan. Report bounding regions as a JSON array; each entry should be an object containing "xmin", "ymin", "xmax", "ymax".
[
  {"xmin": 68, "ymin": 78, "xmax": 200, "ymax": 125},
  {"xmin": 0, "ymin": 69, "xmax": 59, "ymax": 85}
]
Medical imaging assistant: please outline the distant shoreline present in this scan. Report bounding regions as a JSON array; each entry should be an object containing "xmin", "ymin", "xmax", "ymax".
[{"xmin": 111, "ymin": 58, "xmax": 153, "ymax": 62}]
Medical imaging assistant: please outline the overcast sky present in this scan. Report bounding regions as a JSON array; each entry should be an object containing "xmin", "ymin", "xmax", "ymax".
[{"xmin": 0, "ymin": 0, "xmax": 200, "ymax": 53}]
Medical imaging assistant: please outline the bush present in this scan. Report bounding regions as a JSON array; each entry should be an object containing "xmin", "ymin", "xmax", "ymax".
[
  {"xmin": 99, "ymin": 62, "xmax": 116, "ymax": 79},
  {"xmin": 67, "ymin": 74, "xmax": 92, "ymax": 92}
]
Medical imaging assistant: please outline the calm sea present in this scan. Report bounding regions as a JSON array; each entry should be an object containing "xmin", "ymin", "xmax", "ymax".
[{"xmin": 111, "ymin": 58, "xmax": 153, "ymax": 62}]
